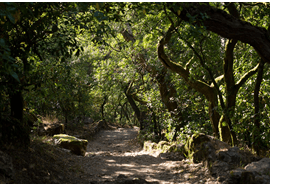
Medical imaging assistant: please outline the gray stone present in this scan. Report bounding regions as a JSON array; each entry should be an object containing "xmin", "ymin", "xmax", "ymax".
[
  {"xmin": 211, "ymin": 161, "xmax": 230, "ymax": 175},
  {"xmin": 227, "ymin": 168, "xmax": 246, "ymax": 184},
  {"xmin": 244, "ymin": 158, "xmax": 270, "ymax": 175},
  {"xmin": 193, "ymin": 141, "xmax": 216, "ymax": 164},
  {"xmin": 227, "ymin": 158, "xmax": 270, "ymax": 184},
  {"xmin": 240, "ymin": 171, "xmax": 256, "ymax": 184},
  {"xmin": 217, "ymin": 147, "xmax": 242, "ymax": 167}
]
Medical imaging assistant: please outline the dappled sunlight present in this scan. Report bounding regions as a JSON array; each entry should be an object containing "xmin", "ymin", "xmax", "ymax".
[{"xmin": 74, "ymin": 127, "xmax": 207, "ymax": 183}]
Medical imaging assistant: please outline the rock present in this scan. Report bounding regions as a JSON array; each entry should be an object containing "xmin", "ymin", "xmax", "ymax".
[
  {"xmin": 227, "ymin": 168, "xmax": 246, "ymax": 184},
  {"xmin": 217, "ymin": 147, "xmax": 242, "ymax": 167},
  {"xmin": 227, "ymin": 158, "xmax": 270, "ymax": 184},
  {"xmin": 244, "ymin": 158, "xmax": 270, "ymax": 175},
  {"xmin": 185, "ymin": 133, "xmax": 230, "ymax": 164},
  {"xmin": 243, "ymin": 158, "xmax": 270, "ymax": 184},
  {"xmin": 193, "ymin": 141, "xmax": 216, "ymax": 165},
  {"xmin": 144, "ymin": 141, "xmax": 157, "ymax": 151},
  {"xmin": 211, "ymin": 161, "xmax": 230, "ymax": 177},
  {"xmin": 240, "ymin": 171, "xmax": 256, "ymax": 184},
  {"xmin": 157, "ymin": 141, "xmax": 170, "ymax": 150},
  {"xmin": 53, "ymin": 134, "xmax": 88, "ymax": 156},
  {"xmin": 0, "ymin": 151, "xmax": 14, "ymax": 180}
]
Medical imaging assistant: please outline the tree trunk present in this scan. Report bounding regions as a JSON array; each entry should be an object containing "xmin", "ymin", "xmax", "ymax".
[
  {"xmin": 124, "ymin": 86, "xmax": 148, "ymax": 130},
  {"xmin": 101, "ymin": 95, "xmax": 108, "ymax": 120},
  {"xmin": 10, "ymin": 90, "xmax": 24, "ymax": 123},
  {"xmin": 8, "ymin": 89, "xmax": 30, "ymax": 147},
  {"xmin": 252, "ymin": 60, "xmax": 265, "ymax": 156},
  {"xmin": 157, "ymin": 25, "xmax": 221, "ymax": 138},
  {"xmin": 155, "ymin": 68, "xmax": 184, "ymax": 141}
]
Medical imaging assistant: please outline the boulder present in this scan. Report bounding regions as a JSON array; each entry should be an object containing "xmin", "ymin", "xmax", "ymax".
[
  {"xmin": 217, "ymin": 147, "xmax": 242, "ymax": 167},
  {"xmin": 228, "ymin": 158, "xmax": 270, "ymax": 184},
  {"xmin": 0, "ymin": 151, "xmax": 14, "ymax": 182},
  {"xmin": 211, "ymin": 160, "xmax": 230, "ymax": 177},
  {"xmin": 244, "ymin": 157, "xmax": 270, "ymax": 175},
  {"xmin": 144, "ymin": 141, "xmax": 157, "ymax": 151},
  {"xmin": 184, "ymin": 133, "xmax": 218, "ymax": 167},
  {"xmin": 53, "ymin": 134, "xmax": 88, "ymax": 156},
  {"xmin": 193, "ymin": 141, "xmax": 216, "ymax": 164}
]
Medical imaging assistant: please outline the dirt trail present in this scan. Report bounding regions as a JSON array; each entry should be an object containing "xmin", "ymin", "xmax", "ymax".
[{"xmin": 74, "ymin": 126, "xmax": 215, "ymax": 184}]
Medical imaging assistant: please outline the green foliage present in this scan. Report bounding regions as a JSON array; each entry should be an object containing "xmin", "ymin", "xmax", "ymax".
[{"xmin": 0, "ymin": 2, "xmax": 269, "ymax": 154}]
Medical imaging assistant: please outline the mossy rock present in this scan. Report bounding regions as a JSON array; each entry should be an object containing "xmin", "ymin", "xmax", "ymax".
[
  {"xmin": 53, "ymin": 134, "xmax": 88, "ymax": 156},
  {"xmin": 143, "ymin": 141, "xmax": 157, "ymax": 151},
  {"xmin": 184, "ymin": 133, "xmax": 210, "ymax": 154},
  {"xmin": 157, "ymin": 141, "xmax": 169, "ymax": 149},
  {"xmin": 161, "ymin": 144, "xmax": 171, "ymax": 153}
]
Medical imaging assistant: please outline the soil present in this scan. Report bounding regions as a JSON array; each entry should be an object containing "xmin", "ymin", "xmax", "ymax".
[
  {"xmin": 4, "ymin": 124, "xmax": 221, "ymax": 184},
  {"xmin": 75, "ymin": 126, "xmax": 216, "ymax": 183}
]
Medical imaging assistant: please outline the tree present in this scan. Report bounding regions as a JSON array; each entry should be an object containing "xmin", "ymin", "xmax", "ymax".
[
  {"xmin": 0, "ymin": 2, "xmax": 94, "ymax": 146},
  {"xmin": 91, "ymin": 2, "xmax": 269, "ymax": 150},
  {"xmin": 0, "ymin": 2, "xmax": 270, "ymax": 155},
  {"xmin": 168, "ymin": 2, "xmax": 270, "ymax": 64}
]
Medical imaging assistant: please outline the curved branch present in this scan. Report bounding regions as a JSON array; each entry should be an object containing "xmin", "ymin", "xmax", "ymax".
[
  {"xmin": 157, "ymin": 23, "xmax": 214, "ymax": 100},
  {"xmin": 168, "ymin": 2, "xmax": 269, "ymax": 64},
  {"xmin": 235, "ymin": 63, "xmax": 260, "ymax": 91}
]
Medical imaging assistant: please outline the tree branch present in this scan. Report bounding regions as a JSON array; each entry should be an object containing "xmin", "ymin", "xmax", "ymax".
[
  {"xmin": 235, "ymin": 63, "xmax": 260, "ymax": 90},
  {"xmin": 168, "ymin": 2, "xmax": 269, "ymax": 64}
]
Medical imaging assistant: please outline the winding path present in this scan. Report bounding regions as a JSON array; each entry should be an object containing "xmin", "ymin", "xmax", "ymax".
[{"xmin": 74, "ymin": 126, "xmax": 216, "ymax": 184}]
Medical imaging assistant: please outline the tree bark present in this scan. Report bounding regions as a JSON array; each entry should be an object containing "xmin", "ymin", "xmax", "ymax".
[
  {"xmin": 168, "ymin": 2, "xmax": 270, "ymax": 64},
  {"xmin": 8, "ymin": 89, "xmax": 30, "ymax": 146},
  {"xmin": 158, "ymin": 23, "xmax": 221, "ymax": 138},
  {"xmin": 124, "ymin": 83, "xmax": 148, "ymax": 130},
  {"xmin": 100, "ymin": 95, "xmax": 108, "ymax": 120},
  {"xmin": 252, "ymin": 60, "xmax": 265, "ymax": 155},
  {"xmin": 155, "ymin": 68, "xmax": 184, "ymax": 141},
  {"xmin": 10, "ymin": 90, "xmax": 24, "ymax": 123}
]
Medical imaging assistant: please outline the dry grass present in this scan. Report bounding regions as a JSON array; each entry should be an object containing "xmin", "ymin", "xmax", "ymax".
[{"xmin": 40, "ymin": 115, "xmax": 60, "ymax": 125}]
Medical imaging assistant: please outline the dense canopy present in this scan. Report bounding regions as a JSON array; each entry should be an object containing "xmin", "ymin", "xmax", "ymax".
[{"xmin": 0, "ymin": 2, "xmax": 269, "ymax": 155}]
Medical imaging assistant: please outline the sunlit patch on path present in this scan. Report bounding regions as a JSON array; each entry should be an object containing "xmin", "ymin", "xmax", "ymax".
[{"xmin": 74, "ymin": 126, "xmax": 215, "ymax": 184}]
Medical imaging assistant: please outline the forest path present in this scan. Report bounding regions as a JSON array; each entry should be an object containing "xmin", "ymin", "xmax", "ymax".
[{"xmin": 73, "ymin": 126, "xmax": 215, "ymax": 184}]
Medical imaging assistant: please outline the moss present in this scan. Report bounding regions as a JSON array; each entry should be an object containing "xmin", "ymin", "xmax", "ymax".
[{"xmin": 53, "ymin": 134, "xmax": 88, "ymax": 156}]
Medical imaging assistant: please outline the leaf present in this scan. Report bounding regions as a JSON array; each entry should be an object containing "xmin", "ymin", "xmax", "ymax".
[
  {"xmin": 177, "ymin": 10, "xmax": 181, "ymax": 15},
  {"xmin": 7, "ymin": 13, "xmax": 15, "ymax": 24},
  {"xmin": 10, "ymin": 71, "xmax": 20, "ymax": 83},
  {"xmin": 0, "ymin": 38, "xmax": 5, "ymax": 47}
]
